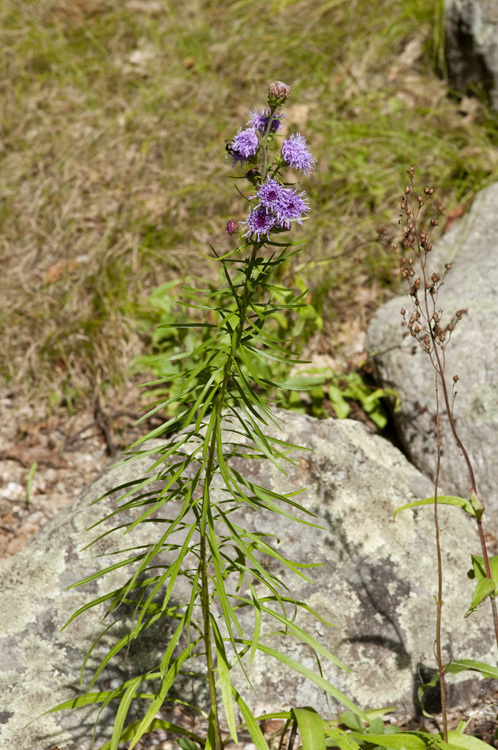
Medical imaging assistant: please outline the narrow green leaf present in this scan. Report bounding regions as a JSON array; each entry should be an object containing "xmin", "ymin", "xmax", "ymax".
[
  {"xmin": 325, "ymin": 726, "xmax": 362, "ymax": 750},
  {"xmin": 248, "ymin": 583, "xmax": 261, "ymax": 665},
  {"xmin": 393, "ymin": 496, "xmax": 476, "ymax": 519},
  {"xmin": 444, "ymin": 659, "xmax": 498, "ymax": 679},
  {"xmin": 212, "ymin": 621, "xmax": 238, "ymax": 742},
  {"xmin": 110, "ymin": 677, "xmax": 142, "ymax": 750},
  {"xmin": 291, "ymin": 707, "xmax": 326, "ymax": 750},
  {"xmin": 233, "ymin": 690, "xmax": 271, "ymax": 750},
  {"xmin": 97, "ymin": 718, "xmax": 204, "ymax": 750},
  {"xmin": 127, "ymin": 639, "xmax": 201, "ymax": 750},
  {"xmin": 236, "ymin": 640, "xmax": 367, "ymax": 719},
  {"xmin": 256, "ymin": 601, "xmax": 349, "ymax": 672}
]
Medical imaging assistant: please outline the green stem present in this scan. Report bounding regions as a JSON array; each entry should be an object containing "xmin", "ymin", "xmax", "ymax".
[
  {"xmin": 261, "ymin": 106, "xmax": 277, "ymax": 182},
  {"xmin": 198, "ymin": 242, "xmax": 260, "ymax": 750}
]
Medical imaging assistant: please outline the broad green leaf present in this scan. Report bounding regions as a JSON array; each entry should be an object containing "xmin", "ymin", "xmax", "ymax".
[
  {"xmin": 468, "ymin": 554, "xmax": 498, "ymax": 583},
  {"xmin": 465, "ymin": 577, "xmax": 496, "ymax": 617},
  {"xmin": 369, "ymin": 718, "xmax": 385, "ymax": 734},
  {"xmin": 340, "ymin": 711, "xmax": 364, "ymax": 732},
  {"xmin": 417, "ymin": 659, "xmax": 498, "ymax": 719},
  {"xmin": 291, "ymin": 706, "xmax": 326, "ymax": 750},
  {"xmin": 393, "ymin": 496, "xmax": 476, "ymax": 520},
  {"xmin": 446, "ymin": 731, "xmax": 497, "ymax": 750}
]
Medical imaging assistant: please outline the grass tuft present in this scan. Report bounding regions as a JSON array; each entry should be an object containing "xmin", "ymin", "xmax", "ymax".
[{"xmin": 1, "ymin": 0, "xmax": 497, "ymax": 415}]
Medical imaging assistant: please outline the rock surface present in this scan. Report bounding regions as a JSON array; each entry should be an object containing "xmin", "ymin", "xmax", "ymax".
[
  {"xmin": 1, "ymin": 412, "xmax": 496, "ymax": 749},
  {"xmin": 367, "ymin": 182, "xmax": 498, "ymax": 527},
  {"xmin": 445, "ymin": 0, "xmax": 498, "ymax": 110}
]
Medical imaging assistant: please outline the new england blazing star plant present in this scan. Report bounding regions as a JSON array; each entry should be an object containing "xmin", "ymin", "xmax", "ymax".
[{"xmin": 50, "ymin": 82, "xmax": 365, "ymax": 750}]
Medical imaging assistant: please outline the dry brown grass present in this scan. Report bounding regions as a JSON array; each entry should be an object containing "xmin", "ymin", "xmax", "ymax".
[{"xmin": 1, "ymin": 0, "xmax": 498, "ymax": 422}]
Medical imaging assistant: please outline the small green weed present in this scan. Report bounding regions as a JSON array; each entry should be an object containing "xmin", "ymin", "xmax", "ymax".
[{"xmin": 132, "ymin": 275, "xmax": 395, "ymax": 427}]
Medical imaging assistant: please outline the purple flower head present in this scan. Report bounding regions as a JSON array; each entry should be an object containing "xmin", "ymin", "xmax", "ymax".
[
  {"xmin": 247, "ymin": 108, "xmax": 284, "ymax": 134},
  {"xmin": 281, "ymin": 133, "xmax": 317, "ymax": 175},
  {"xmin": 245, "ymin": 206, "xmax": 275, "ymax": 241},
  {"xmin": 229, "ymin": 127, "xmax": 259, "ymax": 166},
  {"xmin": 256, "ymin": 178, "xmax": 288, "ymax": 212},
  {"xmin": 276, "ymin": 188, "xmax": 310, "ymax": 228}
]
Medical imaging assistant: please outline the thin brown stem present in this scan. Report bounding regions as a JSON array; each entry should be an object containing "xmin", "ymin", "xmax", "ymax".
[
  {"xmin": 411, "ymin": 195, "xmax": 498, "ymax": 650},
  {"xmin": 433, "ymin": 371, "xmax": 448, "ymax": 742},
  {"xmin": 286, "ymin": 720, "xmax": 298, "ymax": 750},
  {"xmin": 430, "ymin": 342, "xmax": 498, "ymax": 646}
]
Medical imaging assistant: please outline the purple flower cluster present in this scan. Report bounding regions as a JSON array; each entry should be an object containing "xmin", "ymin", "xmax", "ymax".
[
  {"xmin": 281, "ymin": 133, "xmax": 316, "ymax": 175},
  {"xmin": 229, "ymin": 127, "xmax": 259, "ymax": 166},
  {"xmin": 248, "ymin": 108, "xmax": 284, "ymax": 134},
  {"xmin": 245, "ymin": 206, "xmax": 275, "ymax": 241},
  {"xmin": 226, "ymin": 85, "xmax": 316, "ymax": 241},
  {"xmin": 244, "ymin": 178, "xmax": 310, "ymax": 239}
]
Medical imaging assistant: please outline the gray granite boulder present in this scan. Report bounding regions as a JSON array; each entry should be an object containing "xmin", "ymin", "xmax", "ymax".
[
  {"xmin": 367, "ymin": 182, "xmax": 498, "ymax": 526},
  {"xmin": 1, "ymin": 412, "xmax": 496, "ymax": 749},
  {"xmin": 445, "ymin": 0, "xmax": 498, "ymax": 109}
]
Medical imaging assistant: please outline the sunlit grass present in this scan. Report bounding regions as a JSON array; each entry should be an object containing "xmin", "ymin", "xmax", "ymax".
[{"xmin": 1, "ymin": 0, "xmax": 497, "ymax": 412}]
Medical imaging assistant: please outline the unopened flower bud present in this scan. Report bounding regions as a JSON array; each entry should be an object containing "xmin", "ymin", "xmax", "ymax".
[
  {"xmin": 268, "ymin": 81, "xmax": 290, "ymax": 106},
  {"xmin": 226, "ymin": 220, "xmax": 240, "ymax": 235},
  {"xmin": 453, "ymin": 375, "xmax": 459, "ymax": 383}
]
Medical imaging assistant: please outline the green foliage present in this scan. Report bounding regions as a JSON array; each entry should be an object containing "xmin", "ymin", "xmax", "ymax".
[
  {"xmin": 466, "ymin": 555, "xmax": 498, "ymax": 616},
  {"xmin": 54, "ymin": 238, "xmax": 366, "ymax": 749},
  {"xmin": 132, "ymin": 276, "xmax": 394, "ymax": 427},
  {"xmin": 53, "ymin": 92, "xmax": 374, "ymax": 750},
  {"xmin": 393, "ymin": 495, "xmax": 480, "ymax": 520},
  {"xmin": 3, "ymin": 0, "xmax": 498, "ymax": 410}
]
